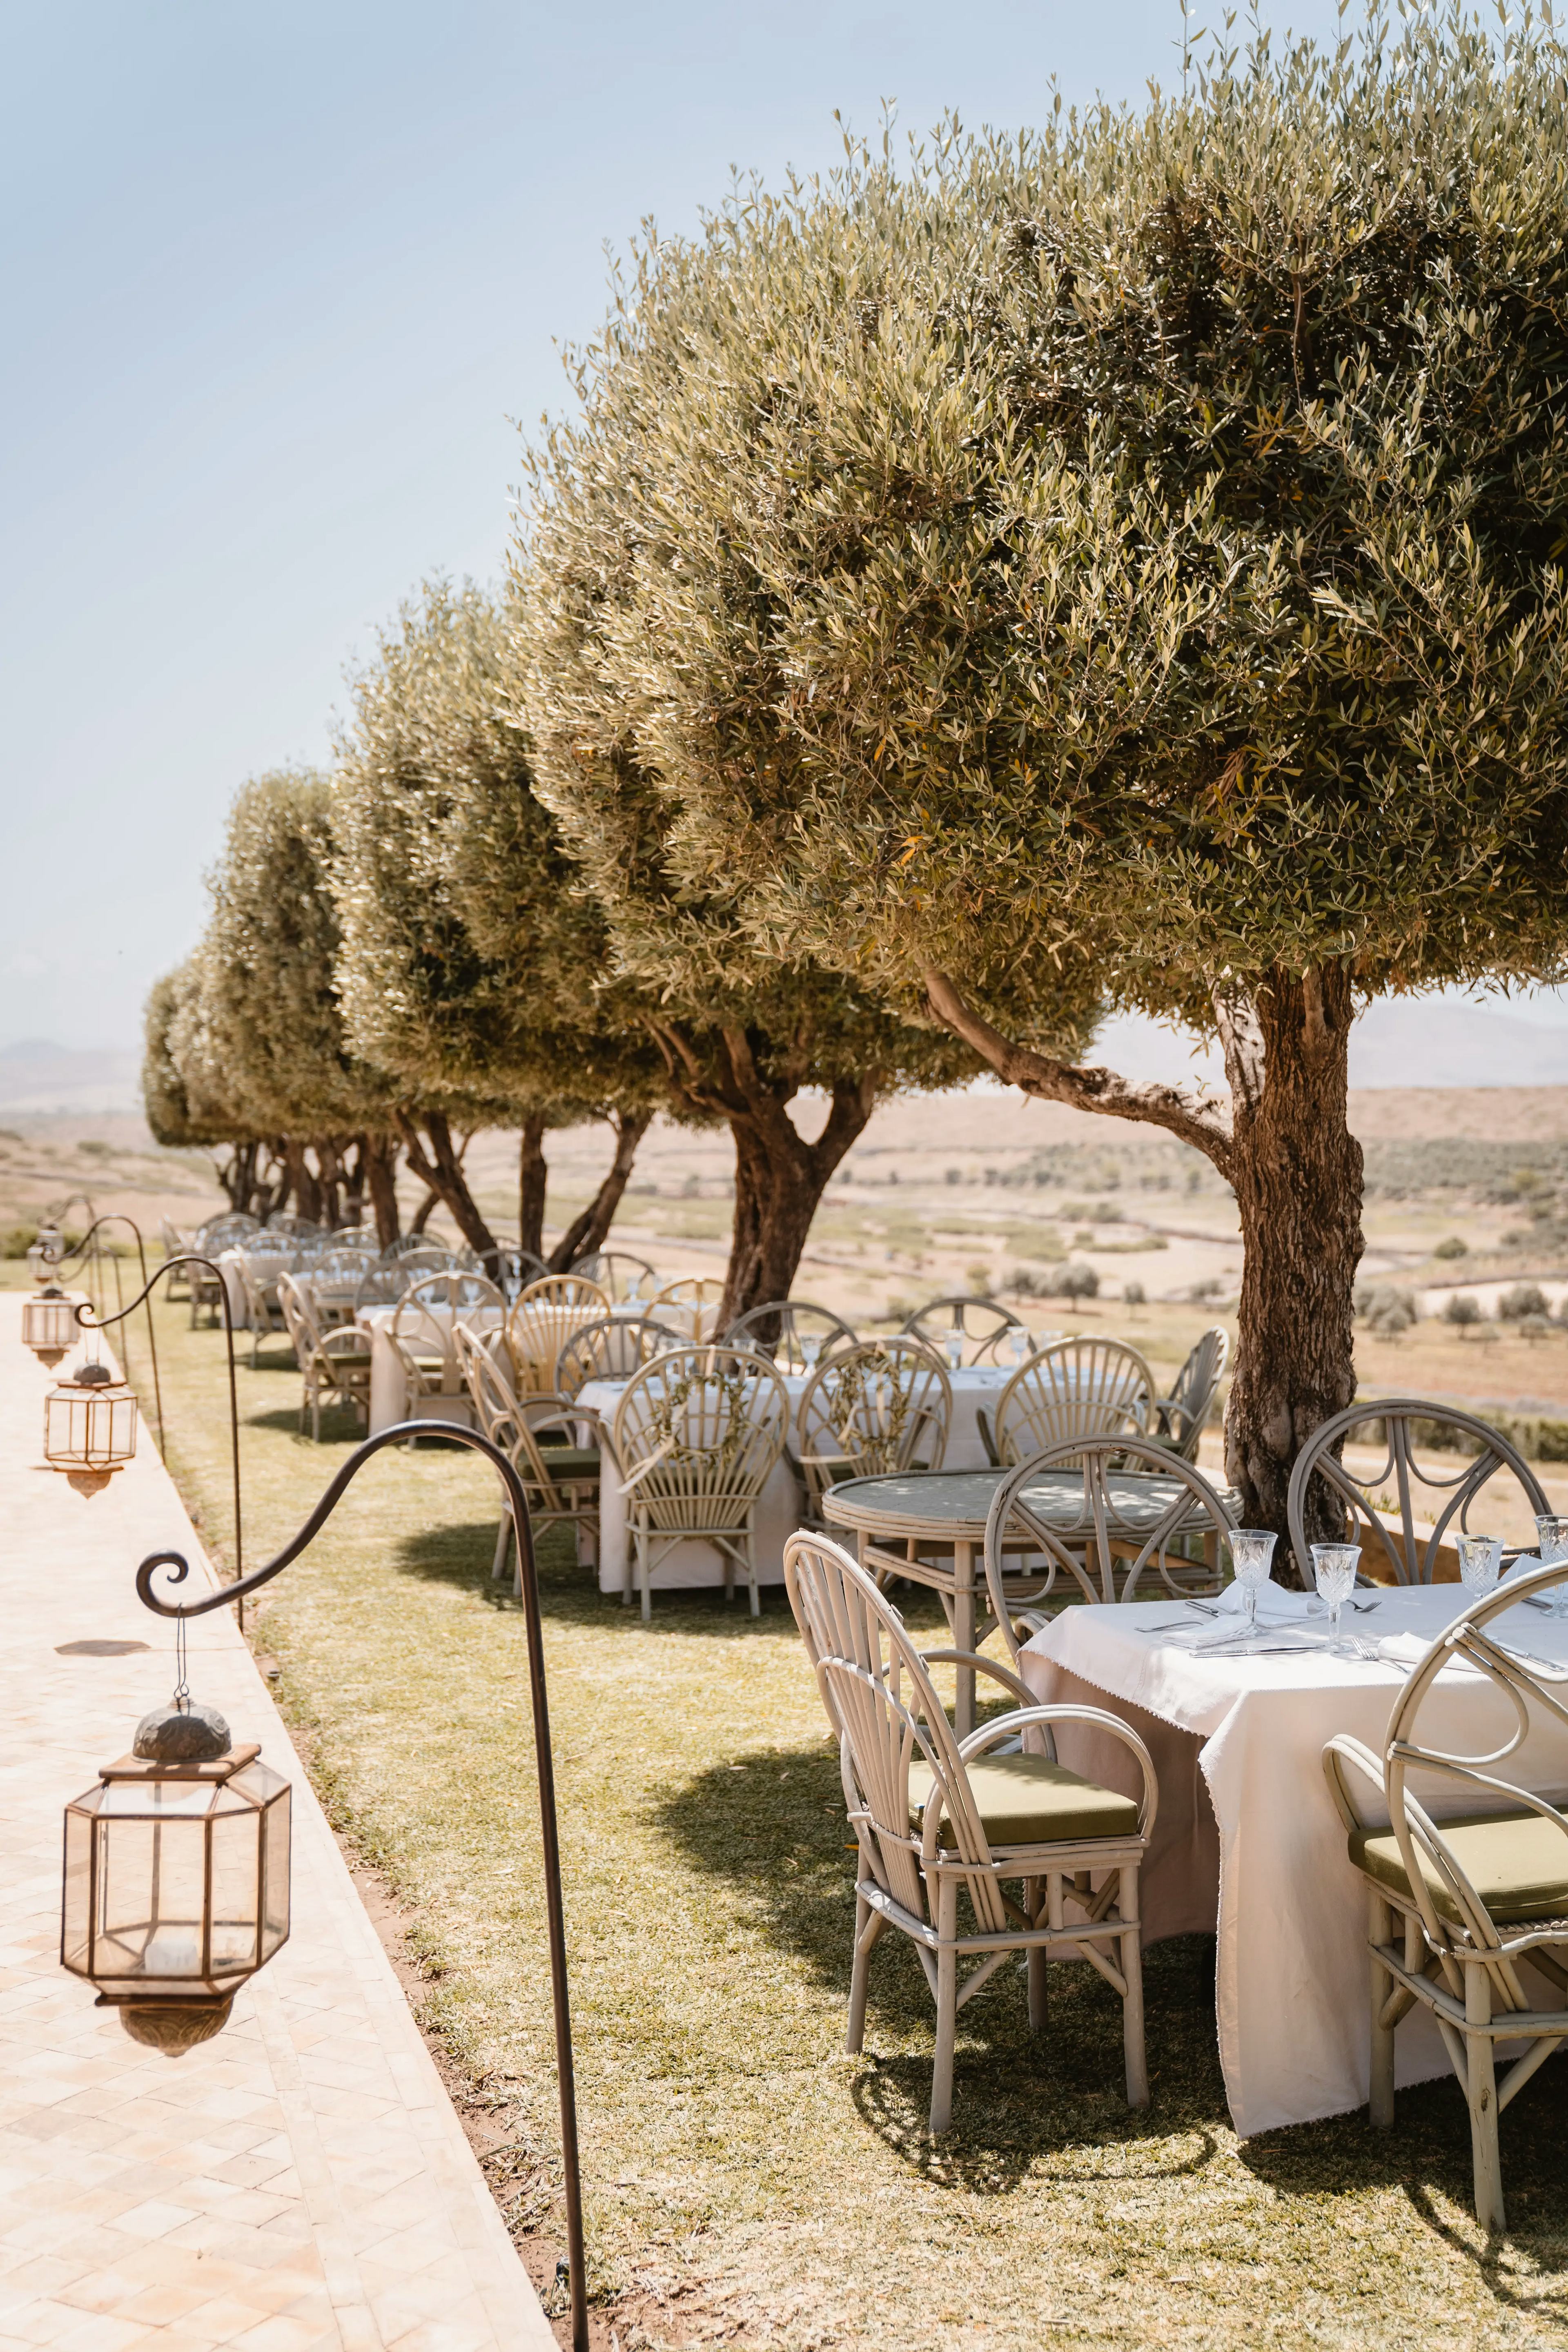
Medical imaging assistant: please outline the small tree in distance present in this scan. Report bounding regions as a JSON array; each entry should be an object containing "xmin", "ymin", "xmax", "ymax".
[{"xmin": 520, "ymin": 8, "xmax": 1568, "ymax": 1535}]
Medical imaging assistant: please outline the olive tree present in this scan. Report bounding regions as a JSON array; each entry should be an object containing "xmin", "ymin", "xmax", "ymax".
[
  {"xmin": 519, "ymin": 9, "xmax": 1568, "ymax": 1533},
  {"xmin": 143, "ymin": 960, "xmax": 288, "ymax": 1219},
  {"xmin": 332, "ymin": 581, "xmax": 664, "ymax": 1267}
]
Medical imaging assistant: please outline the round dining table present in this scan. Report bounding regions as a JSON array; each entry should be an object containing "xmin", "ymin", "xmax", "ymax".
[{"xmin": 823, "ymin": 1464, "xmax": 1236, "ymax": 1734}]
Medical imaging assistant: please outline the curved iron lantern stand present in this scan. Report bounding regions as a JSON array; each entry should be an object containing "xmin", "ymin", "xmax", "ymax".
[
  {"xmin": 134, "ymin": 1421, "xmax": 589, "ymax": 2352},
  {"xmin": 42, "ymin": 1215, "xmax": 166, "ymax": 1457},
  {"xmin": 76, "ymin": 1254, "xmax": 246, "ymax": 1621}
]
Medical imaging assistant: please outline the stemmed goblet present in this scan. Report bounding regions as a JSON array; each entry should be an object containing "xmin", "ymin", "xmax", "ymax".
[
  {"xmin": 1310, "ymin": 1542, "xmax": 1362, "ymax": 1656},
  {"xmin": 1226, "ymin": 1528, "xmax": 1278, "ymax": 1636}
]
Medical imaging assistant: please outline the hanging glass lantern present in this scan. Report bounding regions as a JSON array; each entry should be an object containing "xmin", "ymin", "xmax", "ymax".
[
  {"xmin": 21, "ymin": 1284, "xmax": 79, "ymax": 1365},
  {"xmin": 62, "ymin": 1696, "xmax": 291, "ymax": 2052},
  {"xmin": 26, "ymin": 1221, "xmax": 62, "ymax": 1288},
  {"xmin": 43, "ymin": 1361, "xmax": 138, "ymax": 1475}
]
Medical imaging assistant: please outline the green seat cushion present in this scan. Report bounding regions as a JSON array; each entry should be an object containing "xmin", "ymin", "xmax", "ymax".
[
  {"xmin": 325, "ymin": 1348, "xmax": 372, "ymax": 1365},
  {"xmin": 538, "ymin": 1446, "xmax": 601, "ymax": 1478},
  {"xmin": 908, "ymin": 1753, "xmax": 1139, "ymax": 1850},
  {"xmin": 1350, "ymin": 1810, "xmax": 1568, "ymax": 1926}
]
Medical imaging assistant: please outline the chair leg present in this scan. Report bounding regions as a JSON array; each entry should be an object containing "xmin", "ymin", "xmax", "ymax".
[
  {"xmin": 492, "ymin": 1511, "xmax": 512, "ymax": 1583},
  {"xmin": 847, "ymin": 1891, "xmax": 882, "ymax": 2054},
  {"xmin": 746, "ymin": 1536, "xmax": 760, "ymax": 1619},
  {"xmin": 1369, "ymin": 1891, "xmax": 1396, "ymax": 2127},
  {"xmin": 1464, "ymin": 1962, "xmax": 1506, "ymax": 2232},
  {"xmin": 1120, "ymin": 1868, "xmax": 1148, "ymax": 2110},
  {"xmin": 930, "ymin": 1875, "xmax": 958, "ymax": 2135},
  {"xmin": 1025, "ymin": 1879, "xmax": 1047, "ymax": 2031},
  {"xmin": 638, "ymin": 1526, "xmax": 652, "ymax": 1624}
]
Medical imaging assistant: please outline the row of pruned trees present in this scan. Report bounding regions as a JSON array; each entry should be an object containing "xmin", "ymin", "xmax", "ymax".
[{"xmin": 149, "ymin": 8, "xmax": 1568, "ymax": 1533}]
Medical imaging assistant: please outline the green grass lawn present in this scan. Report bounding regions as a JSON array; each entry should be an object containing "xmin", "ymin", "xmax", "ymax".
[{"xmin": 89, "ymin": 1275, "xmax": 1568, "ymax": 2348}]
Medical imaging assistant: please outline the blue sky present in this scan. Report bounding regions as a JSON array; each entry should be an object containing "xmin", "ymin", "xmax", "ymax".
[{"xmin": 10, "ymin": 0, "xmax": 1561, "ymax": 1055}]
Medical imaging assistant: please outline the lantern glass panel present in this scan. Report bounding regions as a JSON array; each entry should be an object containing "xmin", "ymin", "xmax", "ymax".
[
  {"xmin": 260, "ymin": 1771, "xmax": 291, "ymax": 1960},
  {"xmin": 22, "ymin": 1294, "xmax": 78, "ymax": 1356},
  {"xmin": 61, "ymin": 1805, "xmax": 92, "ymax": 1975},
  {"xmin": 43, "ymin": 1379, "xmax": 138, "ymax": 1471}
]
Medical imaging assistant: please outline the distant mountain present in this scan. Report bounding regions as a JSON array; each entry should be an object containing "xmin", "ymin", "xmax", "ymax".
[{"xmin": 0, "ymin": 1038, "xmax": 141, "ymax": 1114}]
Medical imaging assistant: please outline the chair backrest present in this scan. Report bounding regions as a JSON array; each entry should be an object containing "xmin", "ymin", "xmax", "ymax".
[
  {"xmin": 492, "ymin": 1246, "xmax": 548, "ymax": 1298},
  {"xmin": 994, "ymin": 1336, "xmax": 1156, "ymax": 1466},
  {"xmin": 554, "ymin": 1313, "xmax": 680, "ymax": 1399},
  {"xmin": 901, "ymin": 1293, "xmax": 1026, "ymax": 1366},
  {"xmin": 275, "ymin": 1271, "xmax": 323, "ymax": 1363},
  {"xmin": 267, "ymin": 1214, "xmax": 324, "ymax": 1240},
  {"xmin": 724, "ymin": 1299, "xmax": 859, "ymax": 1374},
  {"xmin": 983, "ymin": 1434, "xmax": 1238, "ymax": 1653},
  {"xmin": 571, "ymin": 1250, "xmax": 659, "ymax": 1303},
  {"xmin": 197, "ymin": 1214, "xmax": 258, "ymax": 1248},
  {"xmin": 314, "ymin": 1248, "xmax": 378, "ymax": 1280},
  {"xmin": 325, "ymin": 1229, "xmax": 379, "ymax": 1256},
  {"xmin": 508, "ymin": 1282, "xmax": 613, "ymax": 1395},
  {"xmin": 1287, "ymin": 1397, "xmax": 1550, "ymax": 1586},
  {"xmin": 650, "ymin": 1276, "xmax": 726, "ymax": 1340},
  {"xmin": 380, "ymin": 1233, "xmax": 439, "ymax": 1262},
  {"xmin": 784, "ymin": 1529, "xmax": 1010, "ymax": 1928},
  {"xmin": 454, "ymin": 1321, "xmax": 523, "ymax": 1452},
  {"xmin": 1157, "ymin": 1325, "xmax": 1231, "ymax": 1457},
  {"xmin": 354, "ymin": 1265, "xmax": 410, "ymax": 1310},
  {"xmin": 391, "ymin": 1272, "xmax": 501, "ymax": 1384},
  {"xmin": 611, "ymin": 1345, "xmax": 789, "ymax": 1525},
  {"xmin": 400, "ymin": 1270, "xmax": 503, "ymax": 1318},
  {"xmin": 518, "ymin": 1273, "xmax": 611, "ymax": 1313},
  {"xmin": 387, "ymin": 1245, "xmax": 464, "ymax": 1281},
  {"xmin": 795, "ymin": 1338, "xmax": 953, "ymax": 1510},
  {"xmin": 1324, "ymin": 1555, "xmax": 1568, "ymax": 1960}
]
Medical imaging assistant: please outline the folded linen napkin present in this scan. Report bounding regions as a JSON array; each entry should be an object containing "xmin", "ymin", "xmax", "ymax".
[{"xmin": 1212, "ymin": 1579, "xmax": 1318, "ymax": 1620}]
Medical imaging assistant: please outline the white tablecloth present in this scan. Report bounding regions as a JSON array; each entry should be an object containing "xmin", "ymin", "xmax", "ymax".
[
  {"xmin": 1019, "ymin": 1583, "xmax": 1568, "ymax": 2138},
  {"xmin": 581, "ymin": 1363, "xmax": 1013, "ymax": 1596},
  {"xmin": 360, "ymin": 1304, "xmax": 503, "ymax": 1434}
]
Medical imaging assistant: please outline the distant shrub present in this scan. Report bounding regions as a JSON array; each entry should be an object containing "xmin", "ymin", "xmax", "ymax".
[
  {"xmin": 1499, "ymin": 1283, "xmax": 1551, "ymax": 1321},
  {"xmin": 77, "ymin": 1139, "xmax": 114, "ymax": 1160},
  {"xmin": 1521, "ymin": 1313, "xmax": 1553, "ymax": 1341},
  {"xmin": 1056, "ymin": 1262, "xmax": 1100, "ymax": 1301},
  {"xmin": 965, "ymin": 1263, "xmax": 994, "ymax": 1294},
  {"xmin": 944, "ymin": 1167, "xmax": 963, "ymax": 1186},
  {"xmin": 1189, "ymin": 1276, "xmax": 1225, "ymax": 1304},
  {"xmin": 1443, "ymin": 1294, "xmax": 1482, "ymax": 1328},
  {"xmin": 1359, "ymin": 1285, "xmax": 1417, "ymax": 1336},
  {"xmin": 1433, "ymin": 1235, "xmax": 1469, "ymax": 1260},
  {"xmin": 1123, "ymin": 1280, "xmax": 1146, "ymax": 1306}
]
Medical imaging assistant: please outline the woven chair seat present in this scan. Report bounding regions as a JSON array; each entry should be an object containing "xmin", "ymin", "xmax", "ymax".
[
  {"xmin": 537, "ymin": 1446, "xmax": 601, "ymax": 1478},
  {"xmin": 1350, "ymin": 1810, "xmax": 1568, "ymax": 1928},
  {"xmin": 908, "ymin": 1753, "xmax": 1140, "ymax": 1851}
]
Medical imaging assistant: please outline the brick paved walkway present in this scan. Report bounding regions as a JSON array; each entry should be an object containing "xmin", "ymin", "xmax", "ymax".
[{"xmin": 0, "ymin": 1296, "xmax": 553, "ymax": 2351}]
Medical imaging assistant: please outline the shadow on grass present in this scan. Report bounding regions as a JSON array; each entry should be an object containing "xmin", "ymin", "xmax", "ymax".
[{"xmin": 1242, "ymin": 2060, "xmax": 1568, "ymax": 2315}]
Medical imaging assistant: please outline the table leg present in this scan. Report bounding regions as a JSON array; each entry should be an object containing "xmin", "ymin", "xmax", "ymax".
[{"xmin": 954, "ymin": 1540, "xmax": 976, "ymax": 1737}]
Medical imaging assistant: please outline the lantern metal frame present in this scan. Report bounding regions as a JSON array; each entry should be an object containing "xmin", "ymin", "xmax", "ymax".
[
  {"xmin": 21, "ymin": 1283, "xmax": 83, "ymax": 1365},
  {"xmin": 35, "ymin": 1212, "xmax": 166, "ymax": 1454},
  {"xmin": 43, "ymin": 1359, "xmax": 140, "ymax": 1475},
  {"xmin": 130, "ymin": 1420, "xmax": 588, "ymax": 2352}
]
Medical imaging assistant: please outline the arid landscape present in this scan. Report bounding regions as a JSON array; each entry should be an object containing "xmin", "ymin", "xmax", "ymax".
[{"xmin": 12, "ymin": 1080, "xmax": 1568, "ymax": 1437}]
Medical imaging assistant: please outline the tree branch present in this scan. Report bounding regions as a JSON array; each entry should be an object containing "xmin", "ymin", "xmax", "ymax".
[
  {"xmin": 1212, "ymin": 982, "xmax": 1265, "ymax": 1118},
  {"xmin": 923, "ymin": 968, "xmax": 1235, "ymax": 1176}
]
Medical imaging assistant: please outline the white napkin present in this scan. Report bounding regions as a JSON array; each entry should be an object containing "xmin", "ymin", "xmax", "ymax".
[{"xmin": 1213, "ymin": 1579, "xmax": 1317, "ymax": 1621}]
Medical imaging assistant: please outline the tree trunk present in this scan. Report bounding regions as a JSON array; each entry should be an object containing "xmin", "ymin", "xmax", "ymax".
[
  {"xmin": 363, "ymin": 1132, "xmax": 401, "ymax": 1250},
  {"xmin": 342, "ymin": 1139, "xmax": 367, "ymax": 1228},
  {"xmin": 519, "ymin": 1115, "xmax": 549, "ymax": 1259},
  {"xmin": 547, "ymin": 1109, "xmax": 652, "ymax": 1272},
  {"xmin": 215, "ymin": 1140, "xmax": 255, "ymax": 1214},
  {"xmin": 410, "ymin": 1186, "xmax": 442, "ymax": 1235},
  {"xmin": 314, "ymin": 1139, "xmax": 346, "ymax": 1231},
  {"xmin": 1222, "ymin": 967, "xmax": 1364, "ymax": 1564},
  {"xmin": 922, "ymin": 960, "xmax": 1365, "ymax": 1565},
  {"xmin": 394, "ymin": 1110, "xmax": 498, "ymax": 1266},
  {"xmin": 283, "ymin": 1139, "xmax": 323, "ymax": 1225}
]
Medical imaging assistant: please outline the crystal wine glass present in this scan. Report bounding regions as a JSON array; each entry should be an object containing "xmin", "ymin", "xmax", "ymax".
[
  {"xmin": 800, "ymin": 1334, "xmax": 821, "ymax": 1370},
  {"xmin": 1310, "ymin": 1542, "xmax": 1361, "ymax": 1655},
  {"xmin": 944, "ymin": 1330, "xmax": 964, "ymax": 1373},
  {"xmin": 1535, "ymin": 1514, "xmax": 1568, "ymax": 1618},
  {"xmin": 1226, "ymin": 1528, "xmax": 1278, "ymax": 1634},
  {"xmin": 1455, "ymin": 1532, "xmax": 1502, "ymax": 1599},
  {"xmin": 1008, "ymin": 1324, "xmax": 1032, "ymax": 1367}
]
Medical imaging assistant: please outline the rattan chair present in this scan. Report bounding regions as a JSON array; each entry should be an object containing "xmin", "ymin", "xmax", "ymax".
[
  {"xmin": 455, "ymin": 1324, "xmax": 601, "ymax": 1581},
  {"xmin": 388, "ymin": 1271, "xmax": 502, "ymax": 1416},
  {"xmin": 1149, "ymin": 1327, "xmax": 1230, "ymax": 1461},
  {"xmin": 354, "ymin": 1263, "xmax": 412, "ymax": 1311},
  {"xmin": 572, "ymin": 1250, "xmax": 659, "ymax": 1303},
  {"xmin": 650, "ymin": 1276, "xmax": 726, "ymax": 1341},
  {"xmin": 982, "ymin": 1336, "xmax": 1157, "ymax": 1469},
  {"xmin": 983, "ymin": 1437, "xmax": 1238, "ymax": 1658},
  {"xmin": 902, "ymin": 1294, "xmax": 1026, "ymax": 1368},
  {"xmin": 725, "ymin": 1299, "xmax": 859, "ymax": 1373},
  {"xmin": 1324, "ymin": 1556, "xmax": 1568, "ymax": 2230},
  {"xmin": 611, "ymin": 1344, "xmax": 790, "ymax": 1619},
  {"xmin": 786, "ymin": 1529, "xmax": 1157, "ymax": 2133},
  {"xmin": 1287, "ymin": 1398, "xmax": 1549, "ymax": 1586},
  {"xmin": 508, "ymin": 1276, "xmax": 612, "ymax": 1394},
  {"xmin": 230, "ymin": 1249, "xmax": 297, "ymax": 1367},
  {"xmin": 276, "ymin": 1272, "xmax": 372, "ymax": 1440},
  {"xmin": 554, "ymin": 1313, "xmax": 681, "ymax": 1400},
  {"xmin": 795, "ymin": 1337, "xmax": 953, "ymax": 1524}
]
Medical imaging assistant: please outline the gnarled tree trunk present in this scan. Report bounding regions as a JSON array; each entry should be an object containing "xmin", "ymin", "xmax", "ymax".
[
  {"xmin": 394, "ymin": 1109, "xmax": 497, "ymax": 1266},
  {"xmin": 547, "ymin": 1109, "xmax": 652, "ymax": 1272},
  {"xmin": 924, "ymin": 962, "xmax": 1364, "ymax": 1568},
  {"xmin": 648, "ymin": 1021, "xmax": 877, "ymax": 1330},
  {"xmin": 362, "ymin": 1132, "xmax": 402, "ymax": 1250},
  {"xmin": 282, "ymin": 1139, "xmax": 323, "ymax": 1225},
  {"xmin": 518, "ymin": 1115, "xmax": 549, "ymax": 1260}
]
